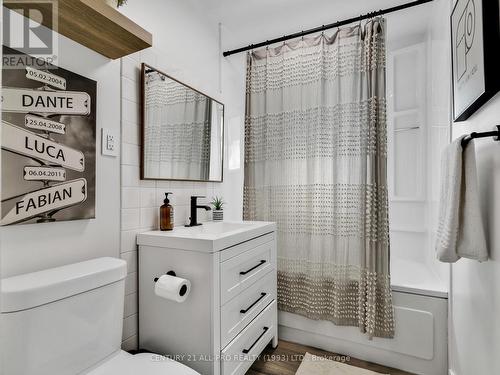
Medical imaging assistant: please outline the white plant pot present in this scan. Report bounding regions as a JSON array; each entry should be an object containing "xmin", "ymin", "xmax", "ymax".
[{"xmin": 212, "ymin": 210, "xmax": 223, "ymax": 221}]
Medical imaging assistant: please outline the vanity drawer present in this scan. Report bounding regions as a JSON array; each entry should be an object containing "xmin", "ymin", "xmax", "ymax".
[
  {"xmin": 221, "ymin": 300, "xmax": 276, "ymax": 375},
  {"xmin": 220, "ymin": 240, "xmax": 275, "ymax": 305},
  {"xmin": 221, "ymin": 271, "xmax": 276, "ymax": 348}
]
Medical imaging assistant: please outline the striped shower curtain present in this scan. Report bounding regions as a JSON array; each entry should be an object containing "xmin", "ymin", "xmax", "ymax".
[{"xmin": 243, "ymin": 18, "xmax": 394, "ymax": 338}]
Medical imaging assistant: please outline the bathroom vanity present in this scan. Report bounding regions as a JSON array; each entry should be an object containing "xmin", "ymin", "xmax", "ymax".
[{"xmin": 137, "ymin": 221, "xmax": 277, "ymax": 375}]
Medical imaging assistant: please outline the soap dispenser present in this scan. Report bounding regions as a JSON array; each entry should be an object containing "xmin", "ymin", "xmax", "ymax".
[{"xmin": 160, "ymin": 192, "xmax": 174, "ymax": 231}]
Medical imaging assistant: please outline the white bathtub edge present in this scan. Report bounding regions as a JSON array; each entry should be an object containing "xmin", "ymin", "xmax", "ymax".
[{"xmin": 391, "ymin": 284, "xmax": 448, "ymax": 298}]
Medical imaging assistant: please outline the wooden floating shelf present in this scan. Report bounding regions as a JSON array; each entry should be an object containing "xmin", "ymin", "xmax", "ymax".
[{"xmin": 4, "ymin": 0, "xmax": 153, "ymax": 59}]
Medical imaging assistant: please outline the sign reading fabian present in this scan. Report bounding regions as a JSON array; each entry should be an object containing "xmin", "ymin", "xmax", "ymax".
[{"xmin": 1, "ymin": 46, "xmax": 97, "ymax": 225}]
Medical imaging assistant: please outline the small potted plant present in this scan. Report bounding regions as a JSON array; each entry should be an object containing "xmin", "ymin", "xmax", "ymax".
[{"xmin": 211, "ymin": 196, "xmax": 224, "ymax": 221}]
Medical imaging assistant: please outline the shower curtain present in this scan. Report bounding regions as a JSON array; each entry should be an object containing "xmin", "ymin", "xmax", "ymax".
[
  {"xmin": 243, "ymin": 19, "xmax": 394, "ymax": 338},
  {"xmin": 144, "ymin": 73, "xmax": 211, "ymax": 180}
]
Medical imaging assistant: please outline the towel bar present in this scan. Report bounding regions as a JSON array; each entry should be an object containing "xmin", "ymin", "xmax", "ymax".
[{"xmin": 461, "ymin": 125, "xmax": 500, "ymax": 147}]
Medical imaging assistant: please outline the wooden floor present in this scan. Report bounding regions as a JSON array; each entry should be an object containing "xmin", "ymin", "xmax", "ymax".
[{"xmin": 247, "ymin": 340, "xmax": 415, "ymax": 375}]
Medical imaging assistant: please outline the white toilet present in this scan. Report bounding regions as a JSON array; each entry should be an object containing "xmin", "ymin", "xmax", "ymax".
[{"xmin": 1, "ymin": 257, "xmax": 200, "ymax": 375}]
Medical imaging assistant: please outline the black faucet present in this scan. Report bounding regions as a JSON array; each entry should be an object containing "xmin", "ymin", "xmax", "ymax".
[{"xmin": 185, "ymin": 196, "xmax": 212, "ymax": 227}]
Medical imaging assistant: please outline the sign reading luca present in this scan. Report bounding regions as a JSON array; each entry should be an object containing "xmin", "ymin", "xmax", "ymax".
[
  {"xmin": 1, "ymin": 179, "xmax": 87, "ymax": 225},
  {"xmin": 2, "ymin": 122, "xmax": 85, "ymax": 171},
  {"xmin": 2, "ymin": 87, "xmax": 90, "ymax": 115}
]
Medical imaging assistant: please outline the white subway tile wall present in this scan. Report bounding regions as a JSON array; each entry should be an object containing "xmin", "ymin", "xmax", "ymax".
[{"xmin": 119, "ymin": 49, "xmax": 221, "ymax": 349}]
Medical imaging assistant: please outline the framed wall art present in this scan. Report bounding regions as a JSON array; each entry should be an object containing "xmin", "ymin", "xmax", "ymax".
[
  {"xmin": 1, "ymin": 46, "xmax": 97, "ymax": 225},
  {"xmin": 451, "ymin": 0, "xmax": 500, "ymax": 122}
]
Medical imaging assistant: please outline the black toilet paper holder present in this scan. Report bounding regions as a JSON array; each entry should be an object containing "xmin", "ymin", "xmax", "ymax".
[{"xmin": 153, "ymin": 270, "xmax": 176, "ymax": 282}]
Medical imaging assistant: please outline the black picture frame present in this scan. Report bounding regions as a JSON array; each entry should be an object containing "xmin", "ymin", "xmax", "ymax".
[{"xmin": 451, "ymin": 0, "xmax": 500, "ymax": 122}]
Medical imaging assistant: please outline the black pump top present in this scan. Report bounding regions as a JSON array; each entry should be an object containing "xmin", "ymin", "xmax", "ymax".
[{"xmin": 164, "ymin": 192, "xmax": 173, "ymax": 205}]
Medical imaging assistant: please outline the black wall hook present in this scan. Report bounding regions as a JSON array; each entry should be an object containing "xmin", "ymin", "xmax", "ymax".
[{"xmin": 153, "ymin": 270, "xmax": 176, "ymax": 282}]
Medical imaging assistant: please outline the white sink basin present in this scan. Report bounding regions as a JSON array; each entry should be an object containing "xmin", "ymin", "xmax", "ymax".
[
  {"xmin": 171, "ymin": 222, "xmax": 255, "ymax": 236},
  {"xmin": 137, "ymin": 221, "xmax": 276, "ymax": 253}
]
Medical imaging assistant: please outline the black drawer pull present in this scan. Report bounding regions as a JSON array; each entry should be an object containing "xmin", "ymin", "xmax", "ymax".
[
  {"xmin": 240, "ymin": 293, "xmax": 267, "ymax": 314},
  {"xmin": 242, "ymin": 327, "xmax": 269, "ymax": 354},
  {"xmin": 240, "ymin": 260, "xmax": 266, "ymax": 275}
]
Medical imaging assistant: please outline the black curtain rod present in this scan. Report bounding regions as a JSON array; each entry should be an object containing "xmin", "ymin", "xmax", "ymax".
[{"xmin": 223, "ymin": 0, "xmax": 434, "ymax": 57}]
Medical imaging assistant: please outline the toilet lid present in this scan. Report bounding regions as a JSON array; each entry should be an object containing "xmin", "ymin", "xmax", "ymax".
[{"xmin": 86, "ymin": 351, "xmax": 201, "ymax": 375}]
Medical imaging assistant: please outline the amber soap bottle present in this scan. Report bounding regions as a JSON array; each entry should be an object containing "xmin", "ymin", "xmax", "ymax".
[{"xmin": 160, "ymin": 192, "xmax": 174, "ymax": 231}]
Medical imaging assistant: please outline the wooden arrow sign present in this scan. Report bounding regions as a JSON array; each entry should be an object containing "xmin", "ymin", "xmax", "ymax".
[
  {"xmin": 1, "ymin": 178, "xmax": 87, "ymax": 226},
  {"xmin": 25, "ymin": 66, "xmax": 67, "ymax": 90},
  {"xmin": 2, "ymin": 87, "xmax": 90, "ymax": 115},
  {"xmin": 25, "ymin": 114, "xmax": 66, "ymax": 134},
  {"xmin": 2, "ymin": 121, "xmax": 85, "ymax": 171},
  {"xmin": 24, "ymin": 166, "xmax": 66, "ymax": 182}
]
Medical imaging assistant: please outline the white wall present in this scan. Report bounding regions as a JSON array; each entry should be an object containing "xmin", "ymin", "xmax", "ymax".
[
  {"xmin": 117, "ymin": 0, "xmax": 247, "ymax": 350},
  {"xmin": 449, "ymin": 90, "xmax": 500, "ymax": 375},
  {"xmin": 447, "ymin": 0, "xmax": 500, "ymax": 371},
  {"xmin": 426, "ymin": 0, "xmax": 451, "ymax": 285},
  {"xmin": 0, "ymin": 9, "xmax": 121, "ymax": 278}
]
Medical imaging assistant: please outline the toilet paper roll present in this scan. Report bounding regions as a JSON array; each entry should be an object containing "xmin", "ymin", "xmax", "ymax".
[{"xmin": 154, "ymin": 274, "xmax": 191, "ymax": 303}]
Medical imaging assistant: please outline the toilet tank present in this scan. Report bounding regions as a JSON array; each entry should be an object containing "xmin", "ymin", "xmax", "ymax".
[{"xmin": 1, "ymin": 257, "xmax": 127, "ymax": 375}]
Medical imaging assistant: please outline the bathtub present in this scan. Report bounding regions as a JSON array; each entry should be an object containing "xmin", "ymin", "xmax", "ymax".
[
  {"xmin": 278, "ymin": 257, "xmax": 448, "ymax": 375},
  {"xmin": 391, "ymin": 257, "xmax": 447, "ymax": 298}
]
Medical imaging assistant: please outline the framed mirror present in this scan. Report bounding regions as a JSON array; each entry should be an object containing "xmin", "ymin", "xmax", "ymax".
[{"xmin": 140, "ymin": 63, "xmax": 224, "ymax": 182}]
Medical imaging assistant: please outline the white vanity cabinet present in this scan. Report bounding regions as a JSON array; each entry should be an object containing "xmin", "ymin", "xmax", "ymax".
[{"xmin": 137, "ymin": 221, "xmax": 278, "ymax": 375}]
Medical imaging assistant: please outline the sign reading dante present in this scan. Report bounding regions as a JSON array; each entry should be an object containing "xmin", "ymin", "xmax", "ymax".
[{"xmin": 1, "ymin": 46, "xmax": 97, "ymax": 225}]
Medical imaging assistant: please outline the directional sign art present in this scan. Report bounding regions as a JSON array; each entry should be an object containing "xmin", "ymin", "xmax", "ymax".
[
  {"xmin": 1, "ymin": 178, "xmax": 87, "ymax": 225},
  {"xmin": 2, "ymin": 121, "xmax": 85, "ymax": 171},
  {"xmin": 24, "ymin": 166, "xmax": 67, "ymax": 182},
  {"xmin": 2, "ymin": 87, "xmax": 90, "ymax": 115},
  {"xmin": 25, "ymin": 66, "xmax": 67, "ymax": 90},
  {"xmin": 25, "ymin": 114, "xmax": 66, "ymax": 134}
]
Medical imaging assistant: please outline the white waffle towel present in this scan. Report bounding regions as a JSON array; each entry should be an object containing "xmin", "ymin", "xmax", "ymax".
[{"xmin": 435, "ymin": 136, "xmax": 488, "ymax": 262}]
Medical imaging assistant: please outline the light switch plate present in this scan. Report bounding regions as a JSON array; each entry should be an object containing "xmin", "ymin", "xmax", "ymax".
[{"xmin": 101, "ymin": 128, "xmax": 118, "ymax": 157}]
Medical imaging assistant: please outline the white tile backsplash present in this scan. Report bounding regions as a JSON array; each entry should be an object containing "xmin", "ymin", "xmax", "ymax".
[
  {"xmin": 121, "ymin": 335, "xmax": 138, "ymax": 352},
  {"xmin": 122, "ymin": 121, "xmax": 141, "ymax": 145},
  {"xmin": 122, "ymin": 76, "xmax": 139, "ymax": 103},
  {"xmin": 121, "ymin": 143, "xmax": 140, "ymax": 166},
  {"xmin": 124, "ymin": 292, "xmax": 138, "ymax": 318},
  {"xmin": 122, "ymin": 56, "xmax": 140, "ymax": 82},
  {"xmin": 121, "ymin": 188, "xmax": 141, "ymax": 209},
  {"xmin": 121, "ymin": 164, "xmax": 154, "ymax": 188},
  {"xmin": 173, "ymin": 205, "xmax": 189, "ymax": 226},
  {"xmin": 121, "ymin": 165, "xmax": 140, "ymax": 187},
  {"xmin": 118, "ymin": 49, "xmax": 233, "ymax": 350},
  {"xmin": 140, "ymin": 207, "xmax": 158, "ymax": 229},
  {"xmin": 124, "ymin": 272, "xmax": 137, "ymax": 295},
  {"xmin": 121, "ymin": 209, "xmax": 140, "ymax": 231},
  {"xmin": 140, "ymin": 187, "xmax": 157, "ymax": 208},
  {"xmin": 121, "ymin": 229, "xmax": 142, "ymax": 253},
  {"xmin": 122, "ymin": 314, "xmax": 138, "ymax": 341},
  {"xmin": 122, "ymin": 98, "xmax": 140, "ymax": 125},
  {"xmin": 141, "ymin": 47, "xmax": 158, "ymax": 66},
  {"xmin": 121, "ymin": 250, "xmax": 138, "ymax": 273}
]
